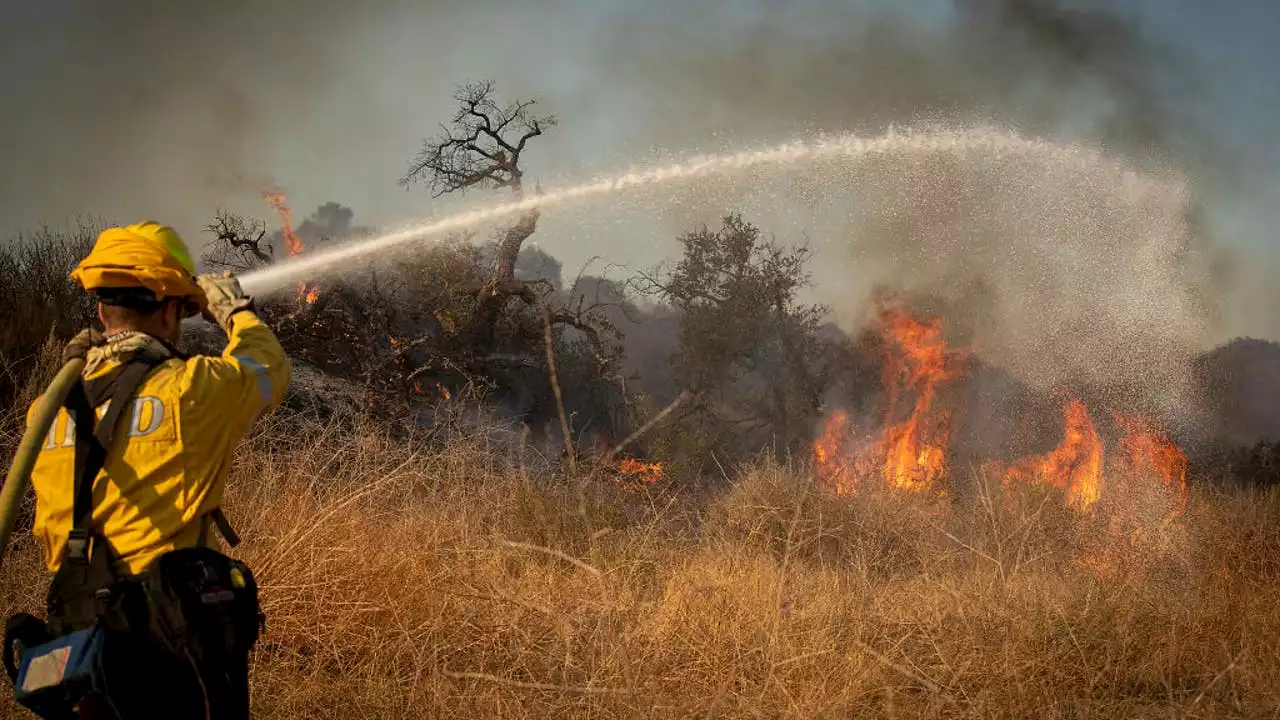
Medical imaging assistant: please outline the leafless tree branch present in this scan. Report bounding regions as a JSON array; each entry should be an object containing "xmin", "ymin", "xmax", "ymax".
[
  {"xmin": 202, "ymin": 210, "xmax": 273, "ymax": 272},
  {"xmin": 401, "ymin": 80, "xmax": 556, "ymax": 198}
]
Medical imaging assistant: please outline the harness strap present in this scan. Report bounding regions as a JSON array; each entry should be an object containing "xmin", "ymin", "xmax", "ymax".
[{"xmin": 62, "ymin": 360, "xmax": 162, "ymax": 565}]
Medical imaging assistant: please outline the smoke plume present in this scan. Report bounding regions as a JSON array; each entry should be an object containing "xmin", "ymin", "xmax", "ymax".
[
  {"xmin": 0, "ymin": 0, "xmax": 1256, "ymax": 403},
  {"xmin": 572, "ymin": 0, "xmax": 1224, "ymax": 412}
]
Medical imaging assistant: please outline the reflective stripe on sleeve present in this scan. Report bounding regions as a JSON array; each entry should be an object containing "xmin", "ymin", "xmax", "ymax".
[{"xmin": 232, "ymin": 354, "xmax": 274, "ymax": 407}]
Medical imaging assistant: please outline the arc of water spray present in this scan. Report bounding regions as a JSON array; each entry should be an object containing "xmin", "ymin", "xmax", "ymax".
[{"xmin": 238, "ymin": 127, "xmax": 1180, "ymax": 297}]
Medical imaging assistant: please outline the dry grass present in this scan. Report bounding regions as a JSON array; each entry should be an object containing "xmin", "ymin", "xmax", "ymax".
[{"xmin": 4, "ymin": 410, "xmax": 1280, "ymax": 719}]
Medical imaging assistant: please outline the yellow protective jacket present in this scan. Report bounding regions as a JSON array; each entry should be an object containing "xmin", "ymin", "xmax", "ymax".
[{"xmin": 27, "ymin": 312, "xmax": 291, "ymax": 575}]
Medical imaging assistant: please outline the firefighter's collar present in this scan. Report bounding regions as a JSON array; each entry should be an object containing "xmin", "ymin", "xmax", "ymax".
[{"xmin": 85, "ymin": 332, "xmax": 185, "ymax": 376}]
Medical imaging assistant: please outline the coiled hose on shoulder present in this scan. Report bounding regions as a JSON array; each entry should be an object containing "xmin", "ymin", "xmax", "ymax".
[{"xmin": 0, "ymin": 359, "xmax": 85, "ymax": 569}]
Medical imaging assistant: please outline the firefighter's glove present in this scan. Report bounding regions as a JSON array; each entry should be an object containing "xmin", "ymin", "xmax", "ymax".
[
  {"xmin": 61, "ymin": 329, "xmax": 106, "ymax": 365},
  {"xmin": 197, "ymin": 272, "xmax": 255, "ymax": 335}
]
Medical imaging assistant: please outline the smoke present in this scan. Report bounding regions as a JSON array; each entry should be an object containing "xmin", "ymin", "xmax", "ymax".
[
  {"xmin": 0, "ymin": 0, "xmax": 1257, "ymax": 393},
  {"xmin": 566, "ymin": 0, "xmax": 1224, "ymax": 411},
  {"xmin": 961, "ymin": 0, "xmax": 1202, "ymax": 153},
  {"xmin": 846, "ymin": 141, "xmax": 1208, "ymax": 406},
  {"xmin": 0, "ymin": 1, "xmax": 362, "ymax": 233},
  {"xmin": 589, "ymin": 0, "xmax": 1208, "ymax": 158}
]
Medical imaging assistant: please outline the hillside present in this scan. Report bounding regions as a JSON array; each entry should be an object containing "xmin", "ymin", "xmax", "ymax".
[{"xmin": 1196, "ymin": 338, "xmax": 1280, "ymax": 447}]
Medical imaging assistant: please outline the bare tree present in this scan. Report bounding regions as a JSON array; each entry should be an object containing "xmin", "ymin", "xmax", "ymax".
[
  {"xmin": 403, "ymin": 80, "xmax": 552, "ymax": 197},
  {"xmin": 402, "ymin": 81, "xmax": 558, "ymax": 351},
  {"xmin": 398, "ymin": 83, "xmax": 645, "ymax": 447},
  {"xmin": 203, "ymin": 210, "xmax": 274, "ymax": 272}
]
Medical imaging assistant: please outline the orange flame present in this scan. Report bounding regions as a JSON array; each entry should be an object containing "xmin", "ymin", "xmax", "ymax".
[
  {"xmin": 263, "ymin": 190, "xmax": 304, "ymax": 257},
  {"xmin": 812, "ymin": 304, "xmax": 961, "ymax": 495},
  {"xmin": 409, "ymin": 378, "xmax": 452, "ymax": 401},
  {"xmin": 877, "ymin": 307, "xmax": 961, "ymax": 493},
  {"xmin": 615, "ymin": 459, "xmax": 664, "ymax": 487},
  {"xmin": 814, "ymin": 411, "xmax": 855, "ymax": 495},
  {"xmin": 810, "ymin": 298, "xmax": 1194, "ymax": 547},
  {"xmin": 1113, "ymin": 412, "xmax": 1189, "ymax": 520},
  {"xmin": 263, "ymin": 189, "xmax": 318, "ymax": 301},
  {"xmin": 1001, "ymin": 397, "xmax": 1104, "ymax": 512}
]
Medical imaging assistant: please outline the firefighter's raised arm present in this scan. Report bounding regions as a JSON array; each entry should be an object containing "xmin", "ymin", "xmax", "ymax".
[{"xmin": 186, "ymin": 273, "xmax": 292, "ymax": 428}]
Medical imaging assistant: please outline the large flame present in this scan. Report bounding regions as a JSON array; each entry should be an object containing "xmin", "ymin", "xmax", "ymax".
[
  {"xmin": 993, "ymin": 400, "xmax": 1188, "ymax": 520},
  {"xmin": 810, "ymin": 299, "xmax": 1193, "ymax": 581},
  {"xmin": 812, "ymin": 304, "xmax": 961, "ymax": 495},
  {"xmin": 877, "ymin": 308, "xmax": 960, "ymax": 492},
  {"xmin": 810, "ymin": 302, "xmax": 1194, "ymax": 526},
  {"xmin": 1113, "ymin": 412, "xmax": 1189, "ymax": 520},
  {"xmin": 1001, "ymin": 397, "xmax": 1104, "ymax": 512}
]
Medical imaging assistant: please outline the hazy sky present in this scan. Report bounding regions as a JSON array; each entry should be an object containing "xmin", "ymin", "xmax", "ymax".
[{"xmin": 1, "ymin": 0, "xmax": 1277, "ymax": 343}]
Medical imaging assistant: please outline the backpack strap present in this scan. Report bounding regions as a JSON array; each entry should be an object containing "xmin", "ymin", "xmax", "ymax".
[
  {"xmin": 197, "ymin": 508, "xmax": 241, "ymax": 550},
  {"xmin": 210, "ymin": 508, "xmax": 240, "ymax": 548},
  {"xmin": 62, "ymin": 360, "xmax": 161, "ymax": 565}
]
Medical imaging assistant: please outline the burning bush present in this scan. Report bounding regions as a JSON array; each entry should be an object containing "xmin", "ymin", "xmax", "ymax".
[
  {"xmin": 193, "ymin": 84, "xmax": 642, "ymax": 450},
  {"xmin": 807, "ymin": 296, "xmax": 1202, "ymax": 582},
  {"xmin": 201, "ymin": 195, "xmax": 636, "ymax": 451},
  {"xmin": 813, "ymin": 297, "xmax": 964, "ymax": 497}
]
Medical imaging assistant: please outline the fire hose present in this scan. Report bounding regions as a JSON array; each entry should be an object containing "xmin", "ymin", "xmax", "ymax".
[{"xmin": 0, "ymin": 358, "xmax": 85, "ymax": 569}]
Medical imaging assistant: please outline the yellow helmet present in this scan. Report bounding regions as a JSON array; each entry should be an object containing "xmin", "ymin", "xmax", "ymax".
[{"xmin": 71, "ymin": 221, "xmax": 207, "ymax": 314}]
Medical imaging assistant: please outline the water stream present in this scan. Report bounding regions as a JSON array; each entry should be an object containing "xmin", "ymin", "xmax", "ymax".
[{"xmin": 238, "ymin": 127, "xmax": 1178, "ymax": 297}]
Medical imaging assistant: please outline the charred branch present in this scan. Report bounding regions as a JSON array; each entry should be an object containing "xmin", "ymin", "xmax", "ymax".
[
  {"xmin": 598, "ymin": 390, "xmax": 694, "ymax": 466},
  {"xmin": 547, "ymin": 311, "xmax": 601, "ymax": 347},
  {"xmin": 541, "ymin": 301, "xmax": 576, "ymax": 472}
]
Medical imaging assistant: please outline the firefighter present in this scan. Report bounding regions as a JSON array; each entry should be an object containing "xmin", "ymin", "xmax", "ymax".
[{"xmin": 5, "ymin": 221, "xmax": 290, "ymax": 718}]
